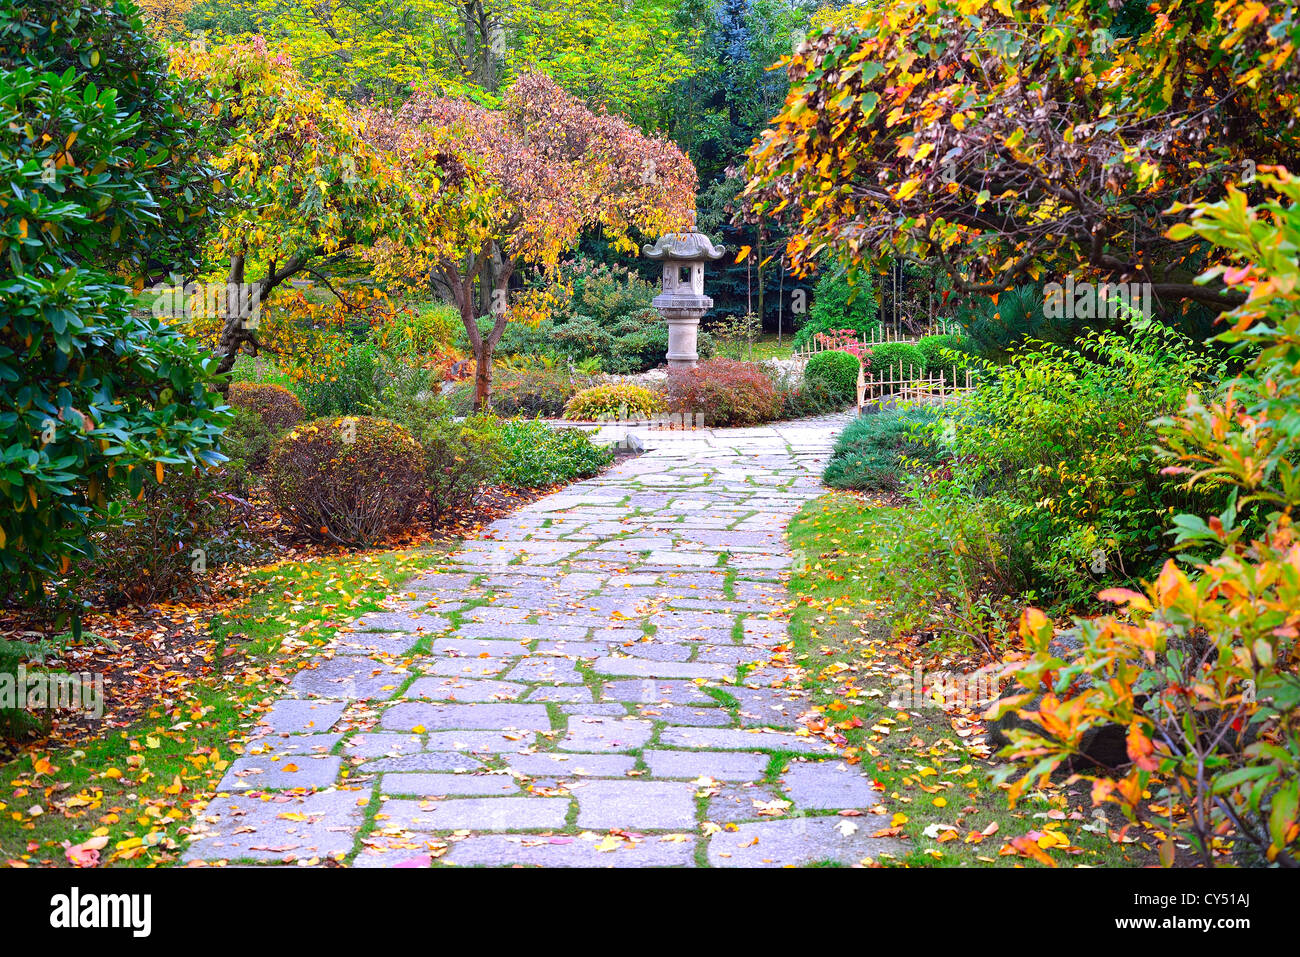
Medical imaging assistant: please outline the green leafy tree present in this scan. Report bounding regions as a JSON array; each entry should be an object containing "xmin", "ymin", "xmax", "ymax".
[{"xmin": 183, "ymin": 0, "xmax": 701, "ymax": 126}]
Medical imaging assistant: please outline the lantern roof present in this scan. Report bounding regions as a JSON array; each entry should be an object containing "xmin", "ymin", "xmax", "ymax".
[{"xmin": 642, "ymin": 231, "xmax": 727, "ymax": 262}]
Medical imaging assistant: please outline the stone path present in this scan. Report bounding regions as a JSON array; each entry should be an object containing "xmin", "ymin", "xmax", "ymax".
[{"xmin": 185, "ymin": 413, "xmax": 907, "ymax": 867}]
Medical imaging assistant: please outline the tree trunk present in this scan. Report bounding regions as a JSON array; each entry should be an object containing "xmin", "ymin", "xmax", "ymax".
[
  {"xmin": 473, "ymin": 338, "xmax": 493, "ymax": 410},
  {"xmin": 213, "ymin": 254, "xmax": 249, "ymax": 391},
  {"xmin": 472, "ymin": 263, "xmax": 516, "ymax": 412},
  {"xmin": 478, "ymin": 255, "xmax": 494, "ymax": 317},
  {"xmin": 212, "ymin": 251, "xmax": 309, "ymax": 393}
]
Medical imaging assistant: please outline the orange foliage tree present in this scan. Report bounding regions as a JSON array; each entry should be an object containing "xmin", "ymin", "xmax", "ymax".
[{"xmin": 744, "ymin": 0, "xmax": 1300, "ymax": 310}]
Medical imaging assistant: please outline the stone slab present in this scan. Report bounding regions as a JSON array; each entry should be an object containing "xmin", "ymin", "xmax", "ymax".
[
  {"xmin": 443, "ymin": 834, "xmax": 695, "ymax": 867},
  {"xmin": 707, "ymin": 816, "xmax": 905, "ymax": 867},
  {"xmin": 573, "ymin": 779, "xmax": 698, "ymax": 830}
]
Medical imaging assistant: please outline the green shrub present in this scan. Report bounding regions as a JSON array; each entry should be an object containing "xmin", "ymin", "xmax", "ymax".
[
  {"xmin": 711, "ymin": 313, "xmax": 763, "ymax": 360},
  {"xmin": 998, "ymin": 172, "xmax": 1300, "ymax": 867},
  {"xmin": 666, "ymin": 359, "xmax": 782, "ymax": 427},
  {"xmin": 387, "ymin": 301, "xmax": 460, "ymax": 356},
  {"xmin": 496, "ymin": 421, "xmax": 613, "ymax": 488},
  {"xmin": 217, "ymin": 406, "xmax": 276, "ymax": 489},
  {"xmin": 378, "ymin": 392, "xmax": 503, "ymax": 522},
  {"xmin": 952, "ymin": 284, "xmax": 1068, "ymax": 357},
  {"xmin": 295, "ymin": 341, "xmax": 383, "ymax": 417},
  {"xmin": 848, "ymin": 494, "xmax": 1029, "ymax": 654},
  {"xmin": 915, "ymin": 334, "xmax": 974, "ymax": 384},
  {"xmin": 804, "ymin": 349, "xmax": 861, "ymax": 402},
  {"xmin": 563, "ymin": 384, "xmax": 666, "ymax": 421},
  {"xmin": 80, "ymin": 465, "xmax": 254, "ymax": 607},
  {"xmin": 0, "ymin": 637, "xmax": 56, "ymax": 742},
  {"xmin": 773, "ymin": 372, "xmax": 846, "ymax": 420},
  {"xmin": 228, "ymin": 354, "xmax": 296, "ymax": 389},
  {"xmin": 494, "ymin": 259, "xmax": 715, "ymax": 373},
  {"xmin": 865, "ymin": 342, "xmax": 926, "ymax": 380},
  {"xmin": 533, "ymin": 258, "xmax": 659, "ymax": 336},
  {"xmin": 791, "ymin": 271, "xmax": 879, "ymax": 351},
  {"xmin": 422, "ymin": 414, "xmax": 502, "ymax": 522},
  {"xmin": 553, "ymin": 316, "xmax": 616, "ymax": 365},
  {"xmin": 919, "ymin": 321, "xmax": 1223, "ymax": 606},
  {"xmin": 266, "ymin": 416, "xmax": 426, "ymax": 545},
  {"xmin": 823, "ymin": 406, "xmax": 947, "ymax": 491},
  {"xmin": 228, "ymin": 382, "xmax": 304, "ymax": 430},
  {"xmin": 837, "ymin": 320, "xmax": 1227, "ymax": 650}
]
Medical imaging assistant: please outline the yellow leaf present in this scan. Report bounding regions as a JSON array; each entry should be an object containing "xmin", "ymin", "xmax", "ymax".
[{"xmin": 895, "ymin": 177, "xmax": 921, "ymax": 201}]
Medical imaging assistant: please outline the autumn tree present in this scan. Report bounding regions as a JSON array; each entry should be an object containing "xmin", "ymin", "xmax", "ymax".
[
  {"xmin": 365, "ymin": 72, "xmax": 696, "ymax": 409},
  {"xmin": 167, "ymin": 37, "xmax": 405, "ymax": 384},
  {"xmin": 744, "ymin": 0, "xmax": 1300, "ymax": 313}
]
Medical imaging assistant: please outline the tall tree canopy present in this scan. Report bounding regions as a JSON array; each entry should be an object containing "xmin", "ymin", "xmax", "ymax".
[
  {"xmin": 365, "ymin": 72, "xmax": 697, "ymax": 408},
  {"xmin": 182, "ymin": 0, "xmax": 701, "ymax": 127},
  {"xmin": 744, "ymin": 0, "xmax": 1300, "ymax": 312}
]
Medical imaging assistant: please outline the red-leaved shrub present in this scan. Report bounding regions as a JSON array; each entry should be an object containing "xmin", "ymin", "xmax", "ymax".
[
  {"xmin": 666, "ymin": 358, "xmax": 782, "ymax": 427},
  {"xmin": 267, "ymin": 416, "xmax": 425, "ymax": 545}
]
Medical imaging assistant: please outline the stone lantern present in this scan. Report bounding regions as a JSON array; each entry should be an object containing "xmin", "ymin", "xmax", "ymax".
[{"xmin": 643, "ymin": 231, "xmax": 726, "ymax": 369}]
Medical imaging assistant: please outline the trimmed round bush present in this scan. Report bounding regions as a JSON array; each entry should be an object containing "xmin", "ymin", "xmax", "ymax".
[
  {"xmin": 666, "ymin": 359, "xmax": 782, "ymax": 427},
  {"xmin": 421, "ymin": 414, "xmax": 503, "ymax": 522},
  {"xmin": 804, "ymin": 349, "xmax": 861, "ymax": 403},
  {"xmin": 228, "ymin": 382, "xmax": 304, "ymax": 430},
  {"xmin": 865, "ymin": 342, "xmax": 926, "ymax": 380},
  {"xmin": 563, "ymin": 383, "xmax": 666, "ymax": 421},
  {"xmin": 916, "ymin": 334, "xmax": 973, "ymax": 383},
  {"xmin": 267, "ymin": 416, "xmax": 426, "ymax": 545}
]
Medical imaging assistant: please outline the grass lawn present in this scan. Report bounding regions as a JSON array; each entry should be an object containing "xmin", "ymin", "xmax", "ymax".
[
  {"xmin": 0, "ymin": 546, "xmax": 449, "ymax": 867},
  {"xmin": 784, "ymin": 492, "xmax": 1152, "ymax": 867},
  {"xmin": 714, "ymin": 332, "xmax": 796, "ymax": 363},
  {"xmin": 229, "ymin": 353, "xmax": 297, "ymax": 389}
]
